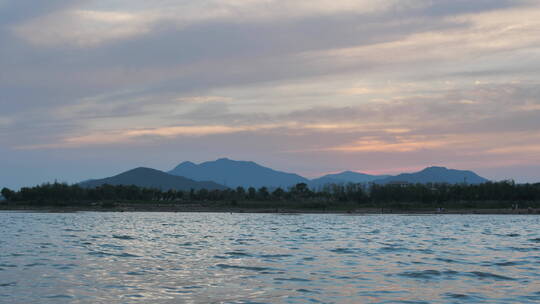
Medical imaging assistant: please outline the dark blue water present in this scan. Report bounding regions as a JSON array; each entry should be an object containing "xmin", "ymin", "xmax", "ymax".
[{"xmin": 1, "ymin": 212, "xmax": 539, "ymax": 303}]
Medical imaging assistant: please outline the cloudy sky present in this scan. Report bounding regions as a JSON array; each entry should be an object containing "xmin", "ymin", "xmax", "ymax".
[{"xmin": 1, "ymin": 0, "xmax": 540, "ymax": 188}]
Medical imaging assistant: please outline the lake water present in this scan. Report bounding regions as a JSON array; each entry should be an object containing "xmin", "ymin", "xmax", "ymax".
[{"xmin": 1, "ymin": 212, "xmax": 539, "ymax": 304}]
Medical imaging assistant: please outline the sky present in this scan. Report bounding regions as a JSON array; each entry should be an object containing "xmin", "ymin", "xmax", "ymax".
[{"xmin": 1, "ymin": 0, "xmax": 540, "ymax": 189}]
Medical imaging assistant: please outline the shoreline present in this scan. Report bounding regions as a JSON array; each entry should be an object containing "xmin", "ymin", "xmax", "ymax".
[{"xmin": 1, "ymin": 204, "xmax": 539, "ymax": 215}]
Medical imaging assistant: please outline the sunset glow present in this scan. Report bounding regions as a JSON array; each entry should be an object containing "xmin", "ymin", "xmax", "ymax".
[{"xmin": 1, "ymin": 0, "xmax": 540, "ymax": 188}]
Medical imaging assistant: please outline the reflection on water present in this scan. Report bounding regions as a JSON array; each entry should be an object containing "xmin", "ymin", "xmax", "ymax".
[{"xmin": 1, "ymin": 212, "xmax": 539, "ymax": 303}]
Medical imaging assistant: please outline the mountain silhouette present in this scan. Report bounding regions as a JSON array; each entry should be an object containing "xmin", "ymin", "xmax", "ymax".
[
  {"xmin": 309, "ymin": 171, "xmax": 390, "ymax": 188},
  {"xmin": 169, "ymin": 158, "xmax": 308, "ymax": 188},
  {"xmin": 80, "ymin": 167, "xmax": 227, "ymax": 191},
  {"xmin": 373, "ymin": 166, "xmax": 488, "ymax": 184},
  {"xmin": 80, "ymin": 161, "xmax": 490, "ymax": 192}
]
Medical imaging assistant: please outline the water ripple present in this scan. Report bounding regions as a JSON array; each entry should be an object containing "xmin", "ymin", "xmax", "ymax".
[{"xmin": 1, "ymin": 212, "xmax": 539, "ymax": 303}]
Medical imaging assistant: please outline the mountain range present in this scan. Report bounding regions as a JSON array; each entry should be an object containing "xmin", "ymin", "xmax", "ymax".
[{"xmin": 79, "ymin": 158, "xmax": 489, "ymax": 191}]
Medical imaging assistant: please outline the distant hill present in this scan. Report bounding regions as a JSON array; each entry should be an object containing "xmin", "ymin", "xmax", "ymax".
[
  {"xmin": 168, "ymin": 159, "xmax": 489, "ymax": 188},
  {"xmin": 169, "ymin": 158, "xmax": 308, "ymax": 188},
  {"xmin": 80, "ymin": 167, "xmax": 227, "ymax": 191},
  {"xmin": 310, "ymin": 171, "xmax": 390, "ymax": 188},
  {"xmin": 374, "ymin": 166, "xmax": 489, "ymax": 184}
]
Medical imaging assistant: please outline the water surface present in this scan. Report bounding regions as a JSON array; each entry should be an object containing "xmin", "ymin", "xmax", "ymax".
[{"xmin": 1, "ymin": 212, "xmax": 539, "ymax": 303}]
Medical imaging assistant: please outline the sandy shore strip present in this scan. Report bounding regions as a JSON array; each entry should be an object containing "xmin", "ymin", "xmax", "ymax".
[{"xmin": 1, "ymin": 203, "xmax": 539, "ymax": 214}]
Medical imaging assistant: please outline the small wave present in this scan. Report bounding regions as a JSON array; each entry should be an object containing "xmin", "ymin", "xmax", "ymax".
[
  {"xmin": 296, "ymin": 288, "xmax": 318, "ymax": 293},
  {"xmin": 45, "ymin": 295, "xmax": 73, "ymax": 299},
  {"xmin": 379, "ymin": 246, "xmax": 409, "ymax": 253},
  {"xmin": 235, "ymin": 238, "xmax": 257, "ymax": 242},
  {"xmin": 529, "ymin": 238, "xmax": 540, "ymax": 243},
  {"xmin": 491, "ymin": 261, "xmax": 524, "ymax": 267},
  {"xmin": 216, "ymin": 264, "xmax": 272, "ymax": 272},
  {"xmin": 443, "ymin": 292, "xmax": 485, "ymax": 301},
  {"xmin": 274, "ymin": 277, "xmax": 311, "ymax": 282},
  {"xmin": 397, "ymin": 270, "xmax": 442, "ymax": 279},
  {"xmin": 61, "ymin": 234, "xmax": 78, "ymax": 238},
  {"xmin": 261, "ymin": 270, "xmax": 286, "ymax": 275},
  {"xmin": 165, "ymin": 234, "xmax": 185, "ymax": 238},
  {"xmin": 169, "ymin": 290, "xmax": 192, "ymax": 294},
  {"xmin": 0, "ymin": 282, "xmax": 16, "ymax": 287},
  {"xmin": 64, "ymin": 228, "xmax": 84, "ymax": 232},
  {"xmin": 116, "ymin": 252, "xmax": 139, "ymax": 258},
  {"xmin": 88, "ymin": 251, "xmax": 114, "ymax": 257},
  {"xmin": 443, "ymin": 293, "xmax": 472, "ymax": 299},
  {"xmin": 88, "ymin": 251, "xmax": 139, "ymax": 258},
  {"xmin": 260, "ymin": 254, "xmax": 293, "ymax": 259},
  {"xmin": 467, "ymin": 271, "xmax": 515, "ymax": 281},
  {"xmin": 24, "ymin": 262, "xmax": 46, "ymax": 267},
  {"xmin": 53, "ymin": 263, "xmax": 77, "ymax": 270},
  {"xmin": 182, "ymin": 285, "xmax": 203, "ymax": 289},
  {"xmin": 330, "ymin": 248, "xmax": 357, "ymax": 254},
  {"xmin": 214, "ymin": 251, "xmax": 252, "ymax": 259},
  {"xmin": 506, "ymin": 247, "xmax": 538, "ymax": 252},
  {"xmin": 100, "ymin": 244, "xmax": 125, "ymax": 250},
  {"xmin": 357, "ymin": 290, "xmax": 406, "ymax": 296},
  {"xmin": 440, "ymin": 237, "xmax": 457, "ymax": 241},
  {"xmin": 434, "ymin": 258, "xmax": 457, "ymax": 264},
  {"xmin": 0, "ymin": 264, "xmax": 17, "ymax": 268},
  {"xmin": 112, "ymin": 235, "xmax": 136, "ymax": 240},
  {"xmin": 103, "ymin": 284, "xmax": 132, "ymax": 289},
  {"xmin": 225, "ymin": 251, "xmax": 252, "ymax": 257},
  {"xmin": 520, "ymin": 291, "xmax": 540, "ymax": 301},
  {"xmin": 331, "ymin": 275, "xmax": 366, "ymax": 280}
]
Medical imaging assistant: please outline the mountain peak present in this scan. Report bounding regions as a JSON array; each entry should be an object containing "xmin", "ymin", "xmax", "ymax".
[
  {"xmin": 131, "ymin": 166, "xmax": 156, "ymax": 171},
  {"xmin": 124, "ymin": 167, "xmax": 161, "ymax": 175},
  {"xmin": 173, "ymin": 161, "xmax": 196, "ymax": 170},
  {"xmin": 80, "ymin": 167, "xmax": 227, "ymax": 191},
  {"xmin": 422, "ymin": 166, "xmax": 448, "ymax": 172},
  {"xmin": 375, "ymin": 166, "xmax": 488, "ymax": 184},
  {"xmin": 169, "ymin": 158, "xmax": 308, "ymax": 188},
  {"xmin": 214, "ymin": 158, "xmax": 258, "ymax": 166}
]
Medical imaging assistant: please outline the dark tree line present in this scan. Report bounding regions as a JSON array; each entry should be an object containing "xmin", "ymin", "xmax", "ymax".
[{"xmin": 1, "ymin": 181, "xmax": 539, "ymax": 208}]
